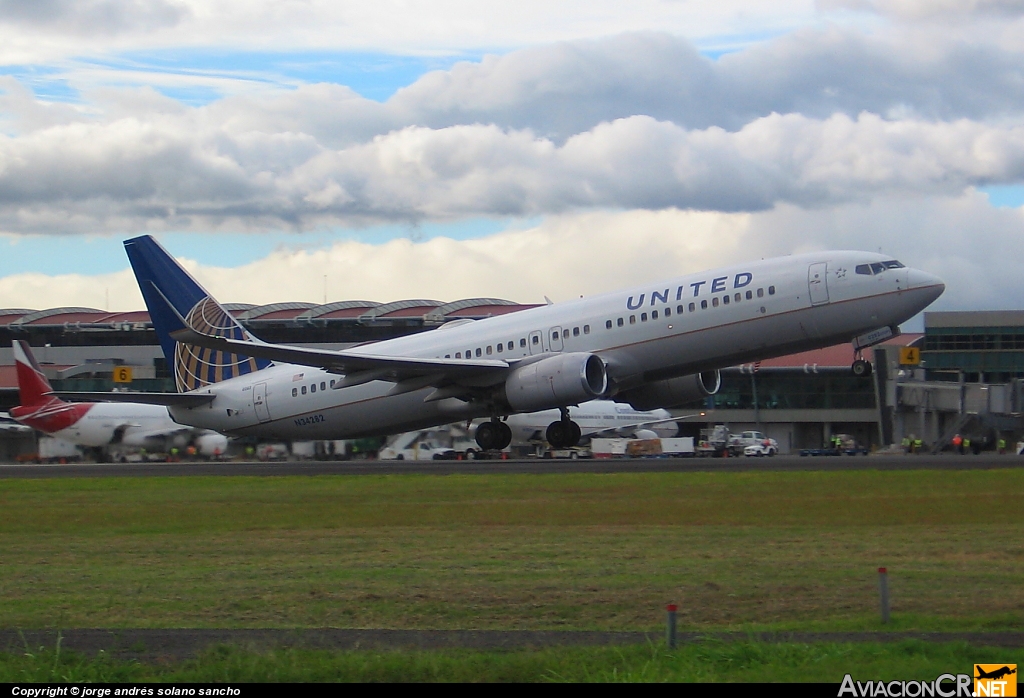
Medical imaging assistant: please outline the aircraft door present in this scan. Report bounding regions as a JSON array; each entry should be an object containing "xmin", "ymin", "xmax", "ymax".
[
  {"xmin": 253, "ymin": 382, "xmax": 271, "ymax": 423},
  {"xmin": 808, "ymin": 262, "xmax": 829, "ymax": 306},
  {"xmin": 549, "ymin": 327, "xmax": 563, "ymax": 352},
  {"xmin": 528, "ymin": 330, "xmax": 544, "ymax": 355}
]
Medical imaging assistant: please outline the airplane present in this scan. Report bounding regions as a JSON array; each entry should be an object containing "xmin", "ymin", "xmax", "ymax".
[
  {"xmin": 54, "ymin": 236, "xmax": 944, "ymax": 452},
  {"xmin": 500, "ymin": 402, "xmax": 685, "ymax": 445},
  {"xmin": 975, "ymin": 666, "xmax": 1016, "ymax": 681},
  {"xmin": 8, "ymin": 340, "xmax": 228, "ymax": 458}
]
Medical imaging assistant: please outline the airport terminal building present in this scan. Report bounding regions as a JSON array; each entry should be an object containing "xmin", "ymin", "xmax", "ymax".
[{"xmin": 3, "ymin": 302, "xmax": 1023, "ymax": 458}]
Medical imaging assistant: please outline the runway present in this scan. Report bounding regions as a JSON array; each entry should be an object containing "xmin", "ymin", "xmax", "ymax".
[{"xmin": 0, "ymin": 453, "xmax": 1021, "ymax": 478}]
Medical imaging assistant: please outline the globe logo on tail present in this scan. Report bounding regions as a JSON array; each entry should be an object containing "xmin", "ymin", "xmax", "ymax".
[{"xmin": 174, "ymin": 297, "xmax": 268, "ymax": 391}]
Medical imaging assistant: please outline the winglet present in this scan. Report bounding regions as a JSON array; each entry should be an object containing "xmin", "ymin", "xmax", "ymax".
[{"xmin": 12, "ymin": 341, "xmax": 55, "ymax": 407}]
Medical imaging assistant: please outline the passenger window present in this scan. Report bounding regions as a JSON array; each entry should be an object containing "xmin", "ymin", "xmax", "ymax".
[
  {"xmin": 521, "ymin": 338, "xmax": 527, "ymax": 347},
  {"xmin": 712, "ymin": 297, "xmax": 719, "ymax": 307},
  {"xmin": 445, "ymin": 354, "xmax": 450, "ymax": 359},
  {"xmin": 292, "ymin": 388, "xmax": 298, "ymax": 397},
  {"xmin": 321, "ymin": 382, "xmax": 326, "ymax": 391},
  {"xmin": 496, "ymin": 344, "xmax": 502, "ymax": 353},
  {"xmin": 606, "ymin": 320, "xmax": 613, "ymax": 329},
  {"xmin": 617, "ymin": 318, "xmax": 624, "ymax": 327},
  {"xmin": 689, "ymin": 302, "xmax": 695, "ymax": 312},
  {"xmin": 508, "ymin": 341, "xmax": 514, "ymax": 350},
  {"xmin": 563, "ymin": 329, "xmax": 569, "ymax": 339},
  {"xmin": 664, "ymin": 308, "xmax": 670, "ymax": 317},
  {"xmin": 455, "ymin": 352, "xmax": 461, "ymax": 358},
  {"xmin": 330, "ymin": 380, "xmax": 335, "ymax": 388},
  {"xmin": 677, "ymin": 305, "xmax": 684, "ymax": 314},
  {"xmin": 746, "ymin": 290, "xmax": 752, "ymax": 300},
  {"xmin": 301, "ymin": 386, "xmax": 307, "ymax": 395},
  {"xmin": 310, "ymin": 384, "xmax": 316, "ymax": 393},
  {"xmin": 630, "ymin": 315, "xmax": 636, "ymax": 324},
  {"xmin": 475, "ymin": 348, "xmax": 482, "ymax": 357},
  {"xmin": 641, "ymin": 313, "xmax": 647, "ymax": 322},
  {"xmin": 573, "ymin": 327, "xmax": 580, "ymax": 337},
  {"xmin": 466, "ymin": 348, "xmax": 472, "ymax": 356},
  {"xmin": 701, "ymin": 300, "xmax": 708, "ymax": 310},
  {"xmin": 757, "ymin": 288, "xmax": 764, "ymax": 298},
  {"xmin": 486, "ymin": 346, "xmax": 492, "ymax": 355},
  {"xmin": 768, "ymin": 286, "xmax": 776, "ymax": 295},
  {"xmin": 734, "ymin": 293, "xmax": 741, "ymax": 302},
  {"xmin": 722, "ymin": 295, "xmax": 729, "ymax": 305},
  {"xmin": 531, "ymin": 336, "xmax": 539, "ymax": 345},
  {"xmin": 652, "ymin": 310, "xmax": 658, "ymax": 319},
  {"xmin": 583, "ymin": 325, "xmax": 590, "ymax": 334}
]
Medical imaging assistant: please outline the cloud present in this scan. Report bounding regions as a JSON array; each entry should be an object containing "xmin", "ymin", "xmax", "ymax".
[
  {"xmin": 0, "ymin": 197, "xmax": 1018, "ymax": 317},
  {"xmin": 0, "ymin": 0, "xmax": 188, "ymax": 35},
  {"xmin": 2, "ymin": 111, "xmax": 1023, "ymax": 233},
  {"xmin": 820, "ymin": 0, "xmax": 1024, "ymax": 21}
]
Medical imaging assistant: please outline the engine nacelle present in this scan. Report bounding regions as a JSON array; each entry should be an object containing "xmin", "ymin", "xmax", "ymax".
[
  {"xmin": 196, "ymin": 432, "xmax": 229, "ymax": 457},
  {"xmin": 617, "ymin": 370, "xmax": 721, "ymax": 411},
  {"xmin": 504, "ymin": 353, "xmax": 608, "ymax": 412}
]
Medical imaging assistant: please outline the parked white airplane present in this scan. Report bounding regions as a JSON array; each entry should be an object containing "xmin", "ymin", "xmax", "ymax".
[
  {"xmin": 501, "ymin": 402, "xmax": 683, "ymax": 445},
  {"xmin": 56, "ymin": 236, "xmax": 943, "ymax": 451},
  {"xmin": 9, "ymin": 340, "xmax": 228, "ymax": 456}
]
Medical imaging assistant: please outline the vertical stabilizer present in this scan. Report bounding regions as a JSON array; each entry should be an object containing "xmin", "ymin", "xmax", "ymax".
[
  {"xmin": 124, "ymin": 235, "xmax": 271, "ymax": 392},
  {"xmin": 12, "ymin": 340, "xmax": 55, "ymax": 407}
]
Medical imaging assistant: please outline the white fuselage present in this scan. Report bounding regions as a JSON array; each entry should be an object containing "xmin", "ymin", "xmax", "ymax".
[
  {"xmin": 502, "ymin": 403, "xmax": 677, "ymax": 444},
  {"xmin": 167, "ymin": 251, "xmax": 943, "ymax": 440},
  {"xmin": 29, "ymin": 401, "xmax": 186, "ymax": 448}
]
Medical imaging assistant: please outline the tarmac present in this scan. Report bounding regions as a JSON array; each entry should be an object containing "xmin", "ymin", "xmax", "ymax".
[{"xmin": 0, "ymin": 453, "xmax": 1021, "ymax": 478}]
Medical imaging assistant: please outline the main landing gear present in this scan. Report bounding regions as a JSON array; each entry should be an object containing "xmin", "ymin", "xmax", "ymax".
[
  {"xmin": 546, "ymin": 408, "xmax": 582, "ymax": 449},
  {"xmin": 475, "ymin": 418, "xmax": 513, "ymax": 451},
  {"xmin": 851, "ymin": 350, "xmax": 873, "ymax": 377}
]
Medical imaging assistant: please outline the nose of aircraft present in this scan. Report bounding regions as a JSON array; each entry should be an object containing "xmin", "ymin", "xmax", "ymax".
[{"xmin": 907, "ymin": 267, "xmax": 945, "ymax": 302}]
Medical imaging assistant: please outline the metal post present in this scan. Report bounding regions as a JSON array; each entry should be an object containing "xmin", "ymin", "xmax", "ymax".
[
  {"xmin": 666, "ymin": 603, "xmax": 678, "ymax": 649},
  {"xmin": 878, "ymin": 568, "xmax": 890, "ymax": 624}
]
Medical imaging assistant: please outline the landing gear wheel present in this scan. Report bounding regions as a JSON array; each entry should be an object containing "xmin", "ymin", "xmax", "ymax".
[
  {"xmin": 546, "ymin": 421, "xmax": 569, "ymax": 449},
  {"xmin": 852, "ymin": 359, "xmax": 873, "ymax": 377},
  {"xmin": 566, "ymin": 420, "xmax": 582, "ymax": 448},
  {"xmin": 476, "ymin": 421, "xmax": 500, "ymax": 450},
  {"xmin": 496, "ymin": 421, "xmax": 512, "ymax": 450},
  {"xmin": 546, "ymin": 419, "xmax": 582, "ymax": 448},
  {"xmin": 477, "ymin": 420, "xmax": 513, "ymax": 451}
]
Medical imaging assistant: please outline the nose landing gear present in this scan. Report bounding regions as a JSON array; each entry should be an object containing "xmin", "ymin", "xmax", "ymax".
[
  {"xmin": 546, "ymin": 407, "xmax": 582, "ymax": 449},
  {"xmin": 851, "ymin": 350, "xmax": 873, "ymax": 377}
]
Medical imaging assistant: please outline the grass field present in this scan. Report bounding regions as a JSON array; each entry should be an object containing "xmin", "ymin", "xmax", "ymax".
[
  {"xmin": 1, "ymin": 470, "xmax": 1022, "ymax": 631},
  {"xmin": 1, "ymin": 640, "xmax": 1014, "ymax": 683}
]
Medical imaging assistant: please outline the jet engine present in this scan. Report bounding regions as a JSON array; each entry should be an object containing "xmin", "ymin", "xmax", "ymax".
[
  {"xmin": 503, "ymin": 353, "xmax": 608, "ymax": 412},
  {"xmin": 195, "ymin": 432, "xmax": 229, "ymax": 458},
  {"xmin": 616, "ymin": 370, "xmax": 721, "ymax": 411}
]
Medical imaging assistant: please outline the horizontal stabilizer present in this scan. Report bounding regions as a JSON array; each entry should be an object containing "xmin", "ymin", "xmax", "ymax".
[{"xmin": 48, "ymin": 391, "xmax": 216, "ymax": 408}]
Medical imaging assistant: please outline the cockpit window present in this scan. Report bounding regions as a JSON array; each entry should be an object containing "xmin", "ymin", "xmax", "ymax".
[{"xmin": 857, "ymin": 260, "xmax": 905, "ymax": 276}]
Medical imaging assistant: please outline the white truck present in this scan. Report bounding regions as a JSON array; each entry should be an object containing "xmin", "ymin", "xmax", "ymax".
[
  {"xmin": 36, "ymin": 437, "xmax": 83, "ymax": 463},
  {"xmin": 379, "ymin": 440, "xmax": 459, "ymax": 461},
  {"xmin": 728, "ymin": 431, "xmax": 779, "ymax": 457}
]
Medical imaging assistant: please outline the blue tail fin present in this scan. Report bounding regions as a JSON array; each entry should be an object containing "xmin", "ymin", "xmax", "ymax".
[{"xmin": 124, "ymin": 235, "xmax": 271, "ymax": 392}]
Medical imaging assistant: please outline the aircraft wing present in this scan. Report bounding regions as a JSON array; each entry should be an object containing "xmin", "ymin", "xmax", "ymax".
[
  {"xmin": 47, "ymin": 391, "xmax": 216, "ymax": 407},
  {"xmin": 169, "ymin": 326, "xmax": 511, "ymax": 388}
]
